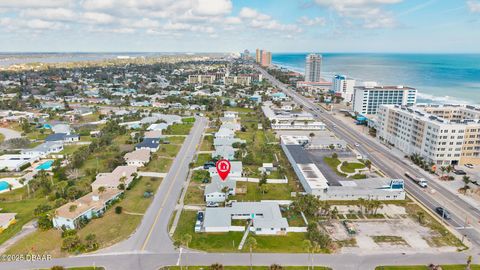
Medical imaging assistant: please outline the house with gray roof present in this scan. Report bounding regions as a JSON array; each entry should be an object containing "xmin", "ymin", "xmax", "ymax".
[
  {"xmin": 213, "ymin": 137, "xmax": 245, "ymax": 148},
  {"xmin": 212, "ymin": 145, "xmax": 236, "ymax": 160},
  {"xmin": 203, "ymin": 202, "xmax": 289, "ymax": 235},
  {"xmin": 21, "ymin": 141, "xmax": 64, "ymax": 158},
  {"xmin": 204, "ymin": 175, "xmax": 236, "ymax": 203}
]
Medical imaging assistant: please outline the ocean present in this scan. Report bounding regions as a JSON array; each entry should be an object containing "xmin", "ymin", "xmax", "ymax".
[{"xmin": 272, "ymin": 53, "xmax": 480, "ymax": 105}]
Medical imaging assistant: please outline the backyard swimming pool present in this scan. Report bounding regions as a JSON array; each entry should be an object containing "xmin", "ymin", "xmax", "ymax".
[
  {"xmin": 36, "ymin": 160, "xmax": 54, "ymax": 170},
  {"xmin": 0, "ymin": 181, "xmax": 10, "ymax": 191}
]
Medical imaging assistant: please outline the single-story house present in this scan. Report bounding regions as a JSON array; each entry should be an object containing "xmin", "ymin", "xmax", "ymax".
[
  {"xmin": 203, "ymin": 202, "xmax": 289, "ymax": 235},
  {"xmin": 45, "ymin": 133, "xmax": 80, "ymax": 143},
  {"xmin": 215, "ymin": 127, "xmax": 235, "ymax": 139},
  {"xmin": 91, "ymin": 165, "xmax": 137, "ymax": 191},
  {"xmin": 21, "ymin": 141, "xmax": 64, "ymax": 158},
  {"xmin": 224, "ymin": 111, "xmax": 239, "ymax": 118},
  {"xmin": 124, "ymin": 149, "xmax": 151, "ymax": 167},
  {"xmin": 0, "ymin": 213, "xmax": 16, "ymax": 233},
  {"xmin": 0, "ymin": 154, "xmax": 40, "ymax": 171},
  {"xmin": 51, "ymin": 124, "xmax": 72, "ymax": 134},
  {"xmin": 135, "ymin": 138, "xmax": 160, "ymax": 152},
  {"xmin": 144, "ymin": 130, "xmax": 163, "ymax": 139},
  {"xmin": 52, "ymin": 190, "xmax": 122, "ymax": 230},
  {"xmin": 213, "ymin": 137, "xmax": 245, "ymax": 148},
  {"xmin": 204, "ymin": 175, "xmax": 236, "ymax": 203},
  {"xmin": 147, "ymin": 123, "xmax": 169, "ymax": 132},
  {"xmin": 209, "ymin": 161, "xmax": 243, "ymax": 178},
  {"xmin": 212, "ymin": 145, "xmax": 236, "ymax": 160}
]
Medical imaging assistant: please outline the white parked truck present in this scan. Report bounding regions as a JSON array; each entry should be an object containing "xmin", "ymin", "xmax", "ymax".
[{"xmin": 405, "ymin": 172, "xmax": 428, "ymax": 188}]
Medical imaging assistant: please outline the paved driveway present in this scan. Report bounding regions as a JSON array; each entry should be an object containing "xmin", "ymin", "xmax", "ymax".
[{"xmin": 0, "ymin": 127, "xmax": 21, "ymax": 141}]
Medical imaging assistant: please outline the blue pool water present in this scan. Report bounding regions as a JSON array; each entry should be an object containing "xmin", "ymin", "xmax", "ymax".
[
  {"xmin": 0, "ymin": 181, "xmax": 9, "ymax": 191},
  {"xmin": 36, "ymin": 160, "xmax": 53, "ymax": 170}
]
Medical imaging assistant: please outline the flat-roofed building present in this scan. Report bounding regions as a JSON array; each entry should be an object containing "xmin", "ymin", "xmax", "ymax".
[
  {"xmin": 377, "ymin": 104, "xmax": 480, "ymax": 166},
  {"xmin": 280, "ymin": 135, "xmax": 405, "ymax": 200},
  {"xmin": 352, "ymin": 82, "xmax": 417, "ymax": 115}
]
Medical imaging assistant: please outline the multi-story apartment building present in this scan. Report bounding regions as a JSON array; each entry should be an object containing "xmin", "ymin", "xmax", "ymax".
[
  {"xmin": 187, "ymin": 75, "xmax": 216, "ymax": 84},
  {"xmin": 255, "ymin": 49, "xmax": 272, "ymax": 67},
  {"xmin": 305, "ymin": 54, "xmax": 322, "ymax": 82},
  {"xmin": 352, "ymin": 82, "xmax": 417, "ymax": 115},
  {"xmin": 224, "ymin": 76, "xmax": 251, "ymax": 86},
  {"xmin": 332, "ymin": 75, "xmax": 355, "ymax": 102},
  {"xmin": 377, "ymin": 104, "xmax": 480, "ymax": 166}
]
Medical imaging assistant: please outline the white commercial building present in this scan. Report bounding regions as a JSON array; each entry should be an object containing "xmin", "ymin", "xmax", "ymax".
[
  {"xmin": 262, "ymin": 102, "xmax": 325, "ymax": 130},
  {"xmin": 203, "ymin": 202, "xmax": 289, "ymax": 235},
  {"xmin": 332, "ymin": 75, "xmax": 355, "ymax": 102},
  {"xmin": 280, "ymin": 135, "xmax": 405, "ymax": 200},
  {"xmin": 377, "ymin": 104, "xmax": 480, "ymax": 166},
  {"xmin": 352, "ymin": 82, "xmax": 417, "ymax": 115},
  {"xmin": 305, "ymin": 54, "xmax": 322, "ymax": 82}
]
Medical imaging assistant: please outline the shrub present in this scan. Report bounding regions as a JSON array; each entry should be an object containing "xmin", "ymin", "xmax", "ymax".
[{"xmin": 115, "ymin": 206, "xmax": 123, "ymax": 214}]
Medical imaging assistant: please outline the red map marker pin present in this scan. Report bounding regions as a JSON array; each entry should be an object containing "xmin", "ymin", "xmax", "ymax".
[{"xmin": 216, "ymin": 159, "xmax": 231, "ymax": 181}]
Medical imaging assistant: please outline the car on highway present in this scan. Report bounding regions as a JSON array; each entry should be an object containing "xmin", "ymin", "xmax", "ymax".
[
  {"xmin": 354, "ymin": 143, "xmax": 360, "ymax": 147},
  {"xmin": 454, "ymin": 169, "xmax": 467, "ymax": 175},
  {"xmin": 435, "ymin": 207, "xmax": 451, "ymax": 220},
  {"xmin": 465, "ymin": 164, "xmax": 474, "ymax": 169}
]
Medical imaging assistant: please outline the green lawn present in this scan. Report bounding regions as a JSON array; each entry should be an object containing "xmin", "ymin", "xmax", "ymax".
[
  {"xmin": 231, "ymin": 182, "xmax": 293, "ymax": 202},
  {"xmin": 164, "ymin": 267, "xmax": 330, "ymax": 270},
  {"xmin": 164, "ymin": 136, "xmax": 186, "ymax": 144},
  {"xmin": 195, "ymin": 153, "xmax": 212, "ymax": 167},
  {"xmin": 200, "ymin": 135, "xmax": 214, "ymax": 151},
  {"xmin": 158, "ymin": 144, "xmax": 181, "ymax": 158},
  {"xmin": 184, "ymin": 183, "xmax": 205, "ymax": 205},
  {"xmin": 182, "ymin": 117, "xmax": 196, "ymax": 123},
  {"xmin": 172, "ymin": 211, "xmax": 313, "ymax": 253},
  {"xmin": 164, "ymin": 123, "xmax": 194, "ymax": 135},
  {"xmin": 141, "ymin": 157, "xmax": 173, "ymax": 173},
  {"xmin": 0, "ymin": 187, "xmax": 47, "ymax": 246},
  {"xmin": 340, "ymin": 162, "xmax": 365, "ymax": 173},
  {"xmin": 5, "ymin": 177, "xmax": 162, "ymax": 257},
  {"xmin": 323, "ymin": 157, "xmax": 346, "ymax": 177},
  {"xmin": 375, "ymin": 265, "xmax": 480, "ymax": 270},
  {"xmin": 0, "ymin": 133, "xmax": 5, "ymax": 143}
]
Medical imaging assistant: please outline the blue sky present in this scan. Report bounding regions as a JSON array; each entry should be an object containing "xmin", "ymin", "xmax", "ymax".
[{"xmin": 0, "ymin": 0, "xmax": 479, "ymax": 53}]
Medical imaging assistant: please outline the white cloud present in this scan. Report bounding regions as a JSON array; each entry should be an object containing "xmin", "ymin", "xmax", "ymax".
[
  {"xmin": 193, "ymin": 0, "xmax": 232, "ymax": 16},
  {"xmin": 21, "ymin": 8, "xmax": 77, "ymax": 21},
  {"xmin": 314, "ymin": 0, "xmax": 401, "ymax": 28},
  {"xmin": 239, "ymin": 7, "xmax": 271, "ymax": 20},
  {"xmin": 298, "ymin": 16, "xmax": 326, "ymax": 26},
  {"xmin": 468, "ymin": 1, "xmax": 480, "ymax": 13},
  {"xmin": 82, "ymin": 12, "xmax": 115, "ymax": 24},
  {"xmin": 0, "ymin": 0, "xmax": 72, "ymax": 8},
  {"xmin": 224, "ymin": 16, "xmax": 242, "ymax": 24},
  {"xmin": 26, "ymin": 19, "xmax": 65, "ymax": 30}
]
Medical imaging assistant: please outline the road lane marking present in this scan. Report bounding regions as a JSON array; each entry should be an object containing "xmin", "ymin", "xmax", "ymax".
[{"xmin": 141, "ymin": 119, "xmax": 204, "ymax": 251}]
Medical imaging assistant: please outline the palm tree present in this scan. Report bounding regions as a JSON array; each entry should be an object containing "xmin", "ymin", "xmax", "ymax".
[
  {"xmin": 245, "ymin": 236, "xmax": 257, "ymax": 270},
  {"xmin": 417, "ymin": 211, "xmax": 425, "ymax": 225},
  {"xmin": 440, "ymin": 166, "xmax": 446, "ymax": 178},
  {"xmin": 462, "ymin": 175, "xmax": 471, "ymax": 194},
  {"xmin": 97, "ymin": 186, "xmax": 106, "ymax": 195},
  {"xmin": 357, "ymin": 198, "xmax": 366, "ymax": 215},
  {"xmin": 364, "ymin": 160, "xmax": 372, "ymax": 172},
  {"xmin": 270, "ymin": 264, "xmax": 283, "ymax": 270},
  {"xmin": 302, "ymin": 239, "xmax": 313, "ymax": 270},
  {"xmin": 210, "ymin": 263, "xmax": 224, "ymax": 270}
]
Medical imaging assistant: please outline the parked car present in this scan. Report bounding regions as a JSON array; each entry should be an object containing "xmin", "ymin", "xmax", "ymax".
[
  {"xmin": 206, "ymin": 201, "xmax": 219, "ymax": 207},
  {"xmin": 454, "ymin": 170, "xmax": 467, "ymax": 175},
  {"xmin": 194, "ymin": 220, "xmax": 202, "ymax": 232},
  {"xmin": 435, "ymin": 207, "xmax": 451, "ymax": 220},
  {"xmin": 203, "ymin": 162, "xmax": 215, "ymax": 169},
  {"xmin": 465, "ymin": 164, "xmax": 474, "ymax": 169},
  {"xmin": 197, "ymin": 211, "xmax": 204, "ymax": 222}
]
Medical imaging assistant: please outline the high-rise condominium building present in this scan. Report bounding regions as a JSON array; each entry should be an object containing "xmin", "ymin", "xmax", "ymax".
[
  {"xmin": 305, "ymin": 54, "xmax": 322, "ymax": 82},
  {"xmin": 255, "ymin": 49, "xmax": 271, "ymax": 67},
  {"xmin": 352, "ymin": 82, "xmax": 417, "ymax": 115},
  {"xmin": 332, "ymin": 75, "xmax": 355, "ymax": 102},
  {"xmin": 377, "ymin": 104, "xmax": 480, "ymax": 166}
]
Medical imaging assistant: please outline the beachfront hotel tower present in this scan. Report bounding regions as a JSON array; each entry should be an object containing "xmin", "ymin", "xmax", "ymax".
[{"xmin": 305, "ymin": 53, "xmax": 322, "ymax": 82}]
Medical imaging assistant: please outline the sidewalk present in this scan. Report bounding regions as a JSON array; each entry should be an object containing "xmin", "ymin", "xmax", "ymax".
[{"xmin": 0, "ymin": 220, "xmax": 37, "ymax": 254}]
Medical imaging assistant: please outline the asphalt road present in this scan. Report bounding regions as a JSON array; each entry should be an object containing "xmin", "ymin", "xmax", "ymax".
[
  {"xmin": 255, "ymin": 66, "xmax": 480, "ymax": 247},
  {"xmin": 1, "ymin": 76, "xmax": 480, "ymax": 270},
  {"xmin": 0, "ymin": 127, "xmax": 21, "ymax": 141}
]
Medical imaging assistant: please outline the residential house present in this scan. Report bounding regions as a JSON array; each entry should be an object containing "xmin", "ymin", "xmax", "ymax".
[
  {"xmin": 124, "ymin": 149, "xmax": 151, "ymax": 167},
  {"xmin": 209, "ymin": 161, "xmax": 243, "ymax": 178},
  {"xmin": 91, "ymin": 165, "xmax": 137, "ymax": 191},
  {"xmin": 21, "ymin": 142, "xmax": 64, "ymax": 158},
  {"xmin": 52, "ymin": 190, "xmax": 122, "ymax": 229},
  {"xmin": 203, "ymin": 202, "xmax": 289, "ymax": 235},
  {"xmin": 204, "ymin": 175, "xmax": 236, "ymax": 203},
  {"xmin": 212, "ymin": 145, "xmax": 236, "ymax": 160},
  {"xmin": 45, "ymin": 133, "xmax": 80, "ymax": 143},
  {"xmin": 135, "ymin": 138, "xmax": 160, "ymax": 152}
]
